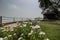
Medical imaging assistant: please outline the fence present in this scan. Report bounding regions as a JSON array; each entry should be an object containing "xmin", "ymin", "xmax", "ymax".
[
  {"xmin": 0, "ymin": 16, "xmax": 2, "ymax": 27},
  {"xmin": 0, "ymin": 16, "xmax": 30, "ymax": 27},
  {"xmin": 2, "ymin": 16, "xmax": 23, "ymax": 23},
  {"xmin": 0, "ymin": 16, "xmax": 43, "ymax": 27}
]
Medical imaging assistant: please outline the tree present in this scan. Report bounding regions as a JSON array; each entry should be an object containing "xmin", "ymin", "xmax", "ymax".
[{"xmin": 38, "ymin": 0, "xmax": 60, "ymax": 20}]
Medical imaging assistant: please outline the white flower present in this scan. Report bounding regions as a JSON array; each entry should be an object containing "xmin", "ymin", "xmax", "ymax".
[
  {"xmin": 28, "ymin": 30, "xmax": 33, "ymax": 35},
  {"xmin": 18, "ymin": 37, "xmax": 22, "ymax": 40},
  {"xmin": 2, "ymin": 29, "xmax": 6, "ymax": 32},
  {"xmin": 4, "ymin": 37, "xmax": 7, "ymax": 39},
  {"xmin": 20, "ymin": 26, "xmax": 22, "ymax": 27},
  {"xmin": 23, "ymin": 24, "xmax": 26, "ymax": 27},
  {"xmin": 8, "ymin": 35, "xmax": 12, "ymax": 37},
  {"xmin": 13, "ymin": 33, "xmax": 16, "ymax": 35},
  {"xmin": 39, "ymin": 31, "xmax": 45, "ymax": 35},
  {"xmin": 11, "ymin": 29, "xmax": 14, "ymax": 31},
  {"xmin": 35, "ymin": 25, "xmax": 40, "ymax": 28},
  {"xmin": 21, "ymin": 33, "xmax": 24, "ymax": 36},
  {"xmin": 30, "ymin": 25, "xmax": 40, "ymax": 29},
  {"xmin": 44, "ymin": 38, "xmax": 49, "ymax": 40},
  {"xmin": 0, "ymin": 38, "xmax": 3, "ymax": 40}
]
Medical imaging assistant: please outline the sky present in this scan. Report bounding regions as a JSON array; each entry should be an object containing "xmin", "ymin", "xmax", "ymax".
[{"xmin": 0, "ymin": 0, "xmax": 43, "ymax": 18}]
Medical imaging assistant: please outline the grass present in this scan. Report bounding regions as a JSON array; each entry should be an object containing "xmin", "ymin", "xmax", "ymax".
[{"xmin": 40, "ymin": 20, "xmax": 60, "ymax": 40}]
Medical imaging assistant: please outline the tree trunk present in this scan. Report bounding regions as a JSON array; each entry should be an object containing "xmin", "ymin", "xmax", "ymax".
[{"xmin": 0, "ymin": 16, "xmax": 2, "ymax": 27}]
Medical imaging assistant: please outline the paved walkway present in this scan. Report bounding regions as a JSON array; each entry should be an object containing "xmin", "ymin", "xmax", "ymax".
[{"xmin": 4, "ymin": 23, "xmax": 18, "ymax": 31}]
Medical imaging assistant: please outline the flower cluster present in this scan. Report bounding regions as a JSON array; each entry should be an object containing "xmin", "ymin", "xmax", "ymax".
[{"xmin": 0, "ymin": 21, "xmax": 49, "ymax": 40}]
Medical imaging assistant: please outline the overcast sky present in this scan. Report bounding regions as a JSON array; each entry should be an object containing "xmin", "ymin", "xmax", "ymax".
[{"xmin": 0, "ymin": 0, "xmax": 43, "ymax": 18}]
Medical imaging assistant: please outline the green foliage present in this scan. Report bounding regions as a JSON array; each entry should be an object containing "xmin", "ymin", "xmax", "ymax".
[
  {"xmin": 38, "ymin": 0, "xmax": 60, "ymax": 20},
  {"xmin": 39, "ymin": 0, "xmax": 52, "ymax": 9},
  {"xmin": 0, "ymin": 21, "xmax": 48, "ymax": 40},
  {"xmin": 40, "ymin": 20, "xmax": 60, "ymax": 40}
]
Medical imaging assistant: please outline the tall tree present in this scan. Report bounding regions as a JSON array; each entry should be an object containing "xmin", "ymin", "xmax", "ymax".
[
  {"xmin": 38, "ymin": 0, "xmax": 60, "ymax": 20},
  {"xmin": 38, "ymin": 0, "xmax": 52, "ymax": 10}
]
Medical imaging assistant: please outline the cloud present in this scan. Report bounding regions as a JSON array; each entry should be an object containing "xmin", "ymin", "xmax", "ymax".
[
  {"xmin": 7, "ymin": 4, "xmax": 19, "ymax": 10},
  {"xmin": 0, "ymin": 0, "xmax": 43, "ymax": 18}
]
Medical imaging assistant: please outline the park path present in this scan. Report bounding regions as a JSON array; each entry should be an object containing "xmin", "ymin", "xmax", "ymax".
[
  {"xmin": 4, "ymin": 23, "xmax": 18, "ymax": 31},
  {"xmin": 4, "ymin": 23, "xmax": 17, "ymax": 27}
]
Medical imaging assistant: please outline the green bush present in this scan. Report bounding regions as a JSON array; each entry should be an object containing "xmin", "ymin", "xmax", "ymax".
[{"xmin": 0, "ymin": 21, "xmax": 49, "ymax": 40}]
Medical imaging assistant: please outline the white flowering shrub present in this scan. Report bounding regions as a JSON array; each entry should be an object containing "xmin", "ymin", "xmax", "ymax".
[{"xmin": 0, "ymin": 21, "xmax": 49, "ymax": 40}]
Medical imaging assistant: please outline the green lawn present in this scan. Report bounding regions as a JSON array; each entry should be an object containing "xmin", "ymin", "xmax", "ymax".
[{"xmin": 40, "ymin": 20, "xmax": 60, "ymax": 40}]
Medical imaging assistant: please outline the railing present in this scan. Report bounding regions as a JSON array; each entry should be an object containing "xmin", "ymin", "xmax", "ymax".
[
  {"xmin": 2, "ymin": 16, "xmax": 23, "ymax": 23},
  {"xmin": 0, "ymin": 16, "xmax": 2, "ymax": 27},
  {"xmin": 0, "ymin": 16, "xmax": 43, "ymax": 26},
  {"xmin": 0, "ymin": 16, "xmax": 30, "ymax": 26}
]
